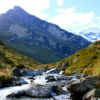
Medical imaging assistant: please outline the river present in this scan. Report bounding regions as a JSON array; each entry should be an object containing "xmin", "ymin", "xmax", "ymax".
[{"xmin": 0, "ymin": 68, "xmax": 76, "ymax": 100}]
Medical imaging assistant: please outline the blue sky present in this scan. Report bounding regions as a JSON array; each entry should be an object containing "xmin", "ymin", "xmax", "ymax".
[{"xmin": 0, "ymin": 0, "xmax": 100, "ymax": 33}]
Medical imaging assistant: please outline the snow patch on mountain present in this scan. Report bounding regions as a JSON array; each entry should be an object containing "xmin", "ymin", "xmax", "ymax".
[{"xmin": 79, "ymin": 27, "xmax": 100, "ymax": 42}]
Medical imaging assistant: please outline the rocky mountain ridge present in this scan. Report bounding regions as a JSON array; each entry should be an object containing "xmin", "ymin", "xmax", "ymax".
[{"xmin": 0, "ymin": 6, "xmax": 90, "ymax": 63}]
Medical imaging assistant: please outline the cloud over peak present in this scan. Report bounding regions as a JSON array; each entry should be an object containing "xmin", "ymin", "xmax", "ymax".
[{"xmin": 49, "ymin": 7, "xmax": 95, "ymax": 33}]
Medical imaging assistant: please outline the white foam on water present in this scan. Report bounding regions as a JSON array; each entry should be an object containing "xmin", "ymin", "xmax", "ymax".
[
  {"xmin": 0, "ymin": 68, "xmax": 76, "ymax": 100},
  {"xmin": 0, "ymin": 84, "xmax": 29, "ymax": 100},
  {"xmin": 54, "ymin": 94, "xmax": 71, "ymax": 100},
  {"xmin": 34, "ymin": 75, "xmax": 47, "ymax": 85}
]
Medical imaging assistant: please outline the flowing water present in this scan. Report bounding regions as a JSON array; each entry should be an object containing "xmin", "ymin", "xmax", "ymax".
[
  {"xmin": 0, "ymin": 84, "xmax": 29, "ymax": 100},
  {"xmin": 0, "ymin": 68, "xmax": 74, "ymax": 100}
]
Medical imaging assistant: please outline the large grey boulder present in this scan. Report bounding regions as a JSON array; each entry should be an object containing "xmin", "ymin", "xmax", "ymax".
[
  {"xmin": 67, "ymin": 76, "xmax": 100, "ymax": 100},
  {"xmin": 26, "ymin": 84, "xmax": 52, "ymax": 97},
  {"xmin": 26, "ymin": 83, "xmax": 63, "ymax": 98},
  {"xmin": 68, "ymin": 76, "xmax": 100, "ymax": 93}
]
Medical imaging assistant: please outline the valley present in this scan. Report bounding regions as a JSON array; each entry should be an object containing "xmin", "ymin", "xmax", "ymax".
[
  {"xmin": 0, "ymin": 6, "xmax": 100, "ymax": 100},
  {"xmin": 0, "ymin": 6, "xmax": 90, "ymax": 64},
  {"xmin": 0, "ymin": 37, "xmax": 100, "ymax": 100}
]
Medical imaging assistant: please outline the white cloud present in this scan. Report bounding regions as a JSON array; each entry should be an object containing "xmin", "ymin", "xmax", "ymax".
[
  {"xmin": 56, "ymin": 0, "xmax": 64, "ymax": 7},
  {"xmin": 78, "ymin": 16, "xmax": 100, "ymax": 33},
  {"xmin": 49, "ymin": 7, "xmax": 95, "ymax": 33},
  {"xmin": 0, "ymin": 0, "xmax": 50, "ymax": 19}
]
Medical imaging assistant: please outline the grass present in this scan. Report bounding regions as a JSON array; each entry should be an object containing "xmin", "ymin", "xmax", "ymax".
[
  {"xmin": 0, "ymin": 41, "xmax": 42, "ymax": 85},
  {"xmin": 47, "ymin": 40, "xmax": 100, "ymax": 76}
]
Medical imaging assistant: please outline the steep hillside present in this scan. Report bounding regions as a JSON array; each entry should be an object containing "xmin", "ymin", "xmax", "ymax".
[
  {"xmin": 0, "ymin": 6, "xmax": 90, "ymax": 64},
  {"xmin": 0, "ymin": 41, "xmax": 41, "ymax": 84},
  {"xmin": 48, "ymin": 40, "xmax": 100, "ymax": 76}
]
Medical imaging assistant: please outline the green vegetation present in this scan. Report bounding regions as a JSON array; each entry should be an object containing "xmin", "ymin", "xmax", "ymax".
[
  {"xmin": 0, "ymin": 30, "xmax": 87, "ymax": 64},
  {"xmin": 0, "ymin": 41, "xmax": 41, "ymax": 85},
  {"xmin": 0, "ymin": 39, "xmax": 99, "ymax": 85},
  {"xmin": 0, "ymin": 7, "xmax": 90, "ymax": 64},
  {"xmin": 47, "ymin": 40, "xmax": 100, "ymax": 76}
]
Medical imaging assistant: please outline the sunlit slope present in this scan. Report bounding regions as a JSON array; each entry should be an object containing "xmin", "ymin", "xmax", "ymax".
[{"xmin": 48, "ymin": 40, "xmax": 100, "ymax": 76}]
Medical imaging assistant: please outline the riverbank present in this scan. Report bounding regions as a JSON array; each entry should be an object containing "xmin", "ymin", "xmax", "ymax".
[{"xmin": 0, "ymin": 68, "xmax": 100, "ymax": 100}]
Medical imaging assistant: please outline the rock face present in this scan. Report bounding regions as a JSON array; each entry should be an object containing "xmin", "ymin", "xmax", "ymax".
[
  {"xmin": 67, "ymin": 76, "xmax": 100, "ymax": 100},
  {"xmin": 0, "ymin": 6, "xmax": 90, "ymax": 64}
]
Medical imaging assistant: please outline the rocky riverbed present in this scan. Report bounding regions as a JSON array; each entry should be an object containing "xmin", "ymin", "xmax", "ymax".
[{"xmin": 0, "ymin": 68, "xmax": 100, "ymax": 100}]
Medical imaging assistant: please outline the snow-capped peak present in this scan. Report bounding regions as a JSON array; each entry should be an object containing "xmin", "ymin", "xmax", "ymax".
[{"xmin": 79, "ymin": 27, "xmax": 100, "ymax": 42}]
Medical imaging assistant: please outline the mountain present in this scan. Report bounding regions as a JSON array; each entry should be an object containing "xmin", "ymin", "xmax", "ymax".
[
  {"xmin": 79, "ymin": 27, "xmax": 100, "ymax": 42},
  {"xmin": 0, "ymin": 6, "xmax": 90, "ymax": 64},
  {"xmin": 0, "ymin": 41, "xmax": 41, "ymax": 85},
  {"xmin": 48, "ymin": 40, "xmax": 100, "ymax": 76}
]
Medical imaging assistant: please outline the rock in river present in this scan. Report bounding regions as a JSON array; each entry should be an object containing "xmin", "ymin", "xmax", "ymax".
[
  {"xmin": 45, "ymin": 76, "xmax": 56, "ymax": 82},
  {"xmin": 25, "ymin": 83, "xmax": 64, "ymax": 98},
  {"xmin": 67, "ymin": 76, "xmax": 100, "ymax": 100},
  {"xmin": 13, "ymin": 77, "xmax": 28, "ymax": 86},
  {"xmin": 26, "ymin": 84, "xmax": 52, "ymax": 97},
  {"xmin": 22, "ymin": 69, "xmax": 39, "ymax": 76}
]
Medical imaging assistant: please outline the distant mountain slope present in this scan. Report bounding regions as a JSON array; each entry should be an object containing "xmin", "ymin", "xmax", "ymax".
[
  {"xmin": 49, "ymin": 40, "xmax": 100, "ymax": 76},
  {"xmin": 0, "ymin": 6, "xmax": 90, "ymax": 64},
  {"xmin": 0, "ymin": 41, "xmax": 41, "ymax": 85},
  {"xmin": 79, "ymin": 27, "xmax": 100, "ymax": 42}
]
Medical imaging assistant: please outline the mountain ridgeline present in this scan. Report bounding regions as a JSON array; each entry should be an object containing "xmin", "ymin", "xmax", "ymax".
[
  {"xmin": 0, "ymin": 6, "xmax": 90, "ymax": 63},
  {"xmin": 79, "ymin": 27, "xmax": 100, "ymax": 42}
]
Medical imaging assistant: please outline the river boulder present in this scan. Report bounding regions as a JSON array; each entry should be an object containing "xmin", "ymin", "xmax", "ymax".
[
  {"xmin": 7, "ymin": 90, "xmax": 26, "ymax": 98},
  {"xmin": 26, "ymin": 83, "xmax": 64, "ymax": 98},
  {"xmin": 26, "ymin": 84, "xmax": 52, "ymax": 97},
  {"xmin": 67, "ymin": 76, "xmax": 100, "ymax": 100},
  {"xmin": 22, "ymin": 69, "xmax": 39, "ymax": 76},
  {"xmin": 12, "ymin": 77, "xmax": 28, "ymax": 86},
  {"xmin": 46, "ymin": 76, "xmax": 56, "ymax": 82}
]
